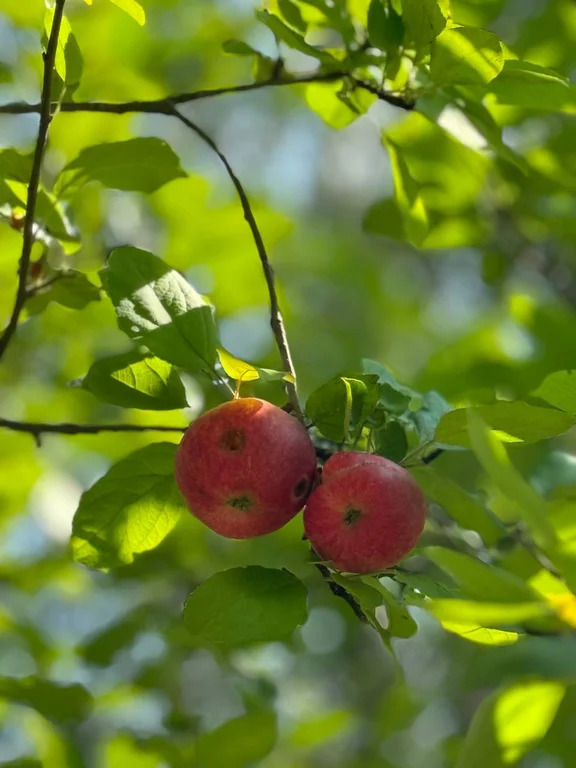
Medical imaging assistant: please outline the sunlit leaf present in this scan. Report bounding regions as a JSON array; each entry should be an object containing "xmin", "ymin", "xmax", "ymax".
[
  {"xmin": 217, "ymin": 348, "xmax": 295, "ymax": 384},
  {"xmin": 533, "ymin": 370, "xmax": 576, "ymax": 415},
  {"xmin": 82, "ymin": 350, "xmax": 188, "ymax": 410},
  {"xmin": 109, "ymin": 0, "xmax": 146, "ymax": 25},
  {"xmin": 183, "ymin": 567, "xmax": 308, "ymax": 645},
  {"xmin": 306, "ymin": 81, "xmax": 376, "ymax": 129},
  {"xmin": 439, "ymin": 622, "xmax": 520, "ymax": 646},
  {"xmin": 383, "ymin": 138, "xmax": 429, "ymax": 246},
  {"xmin": 100, "ymin": 247, "xmax": 219, "ymax": 373},
  {"xmin": 431, "ymin": 27, "xmax": 503, "ymax": 85},
  {"xmin": 456, "ymin": 681, "xmax": 565, "ymax": 767},
  {"xmin": 71, "ymin": 443, "xmax": 185, "ymax": 570}
]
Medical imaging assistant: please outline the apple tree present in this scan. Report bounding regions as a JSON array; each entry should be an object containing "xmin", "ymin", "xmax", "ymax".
[{"xmin": 1, "ymin": 1, "xmax": 576, "ymax": 766}]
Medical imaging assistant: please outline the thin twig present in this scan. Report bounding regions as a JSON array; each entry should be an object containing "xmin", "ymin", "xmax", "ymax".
[
  {"xmin": 0, "ymin": 0, "xmax": 66, "ymax": 362},
  {"xmin": 168, "ymin": 105, "xmax": 303, "ymax": 419},
  {"xmin": 0, "ymin": 72, "xmax": 415, "ymax": 116},
  {"xmin": 315, "ymin": 563, "xmax": 368, "ymax": 622},
  {"xmin": 0, "ymin": 418, "xmax": 185, "ymax": 438}
]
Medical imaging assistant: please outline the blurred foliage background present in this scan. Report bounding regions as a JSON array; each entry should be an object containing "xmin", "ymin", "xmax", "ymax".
[{"xmin": 2, "ymin": 1, "xmax": 576, "ymax": 766}]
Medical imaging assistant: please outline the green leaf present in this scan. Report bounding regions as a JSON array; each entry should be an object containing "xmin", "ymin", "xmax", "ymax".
[
  {"xmin": 383, "ymin": 137, "xmax": 429, "ymax": 246},
  {"xmin": 466, "ymin": 410, "xmax": 558, "ymax": 556},
  {"xmin": 71, "ymin": 443, "xmax": 185, "ymax": 570},
  {"xmin": 409, "ymin": 390, "xmax": 452, "ymax": 442},
  {"xmin": 410, "ymin": 466, "xmax": 503, "ymax": 545},
  {"xmin": 43, "ymin": 11, "xmax": 83, "ymax": 91},
  {"xmin": 367, "ymin": 0, "xmax": 404, "ymax": 51},
  {"xmin": 402, "ymin": 0, "xmax": 446, "ymax": 47},
  {"xmin": 26, "ymin": 271, "xmax": 101, "ymax": 313},
  {"xmin": 486, "ymin": 60, "xmax": 576, "ymax": 113},
  {"xmin": 222, "ymin": 39, "xmax": 261, "ymax": 56},
  {"xmin": 82, "ymin": 350, "xmax": 188, "ymax": 410},
  {"xmin": 362, "ymin": 577, "xmax": 418, "ymax": 637},
  {"xmin": 109, "ymin": 0, "xmax": 146, "ymax": 25},
  {"xmin": 373, "ymin": 420, "xmax": 408, "ymax": 462},
  {"xmin": 79, "ymin": 609, "xmax": 146, "ymax": 666},
  {"xmin": 217, "ymin": 348, "xmax": 294, "ymax": 384},
  {"xmin": 437, "ymin": 623, "xmax": 520, "ymax": 646},
  {"xmin": 455, "ymin": 681, "xmax": 565, "ymax": 768},
  {"xmin": 183, "ymin": 566, "xmax": 308, "ymax": 646},
  {"xmin": 430, "ymin": 27, "xmax": 503, "ymax": 85},
  {"xmin": 436, "ymin": 403, "xmax": 575, "ymax": 447},
  {"xmin": 306, "ymin": 376, "xmax": 371, "ymax": 442},
  {"xmin": 330, "ymin": 572, "xmax": 390, "ymax": 643},
  {"xmin": 256, "ymin": 10, "xmax": 336, "ymax": 63},
  {"xmin": 278, "ymin": 0, "xmax": 307, "ymax": 32},
  {"xmin": 306, "ymin": 81, "xmax": 377, "ymax": 129},
  {"xmin": 533, "ymin": 370, "xmax": 576, "ymax": 415},
  {"xmin": 100, "ymin": 247, "xmax": 219, "ymax": 373},
  {"xmin": 0, "ymin": 676, "xmax": 92, "ymax": 724},
  {"xmin": 55, "ymin": 138, "xmax": 186, "ymax": 198},
  {"xmin": 425, "ymin": 547, "xmax": 542, "ymax": 603},
  {"xmin": 195, "ymin": 711, "xmax": 277, "ymax": 768},
  {"xmin": 427, "ymin": 599, "xmax": 553, "ymax": 627},
  {"xmin": 4, "ymin": 180, "xmax": 77, "ymax": 241}
]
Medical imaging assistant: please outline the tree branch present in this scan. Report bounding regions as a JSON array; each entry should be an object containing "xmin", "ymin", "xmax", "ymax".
[
  {"xmin": 0, "ymin": 417, "xmax": 185, "ymax": 442},
  {"xmin": 0, "ymin": 0, "xmax": 67, "ymax": 362},
  {"xmin": 0, "ymin": 72, "xmax": 415, "ymax": 117},
  {"xmin": 168, "ymin": 104, "xmax": 303, "ymax": 419},
  {"xmin": 315, "ymin": 563, "xmax": 368, "ymax": 622}
]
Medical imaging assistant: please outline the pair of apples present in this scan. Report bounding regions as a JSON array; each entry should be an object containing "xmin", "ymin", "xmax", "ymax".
[{"xmin": 175, "ymin": 398, "xmax": 426, "ymax": 574}]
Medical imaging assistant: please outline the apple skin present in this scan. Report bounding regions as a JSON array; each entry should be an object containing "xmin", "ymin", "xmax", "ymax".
[
  {"xmin": 175, "ymin": 398, "xmax": 317, "ymax": 538},
  {"xmin": 304, "ymin": 452, "xmax": 426, "ymax": 573}
]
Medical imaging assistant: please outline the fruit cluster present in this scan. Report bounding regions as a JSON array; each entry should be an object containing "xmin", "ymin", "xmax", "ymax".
[{"xmin": 175, "ymin": 398, "xmax": 426, "ymax": 574}]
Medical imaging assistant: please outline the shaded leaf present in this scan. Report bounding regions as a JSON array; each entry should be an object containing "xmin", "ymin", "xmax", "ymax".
[
  {"xmin": 425, "ymin": 547, "xmax": 541, "ymax": 603},
  {"xmin": 27, "ymin": 271, "xmax": 100, "ymax": 313},
  {"xmin": 410, "ymin": 466, "xmax": 503, "ymax": 545},
  {"xmin": 56, "ymin": 138, "xmax": 186, "ymax": 198},
  {"xmin": 196, "ymin": 711, "xmax": 277, "ymax": 768},
  {"xmin": 486, "ymin": 60, "xmax": 576, "ymax": 112},
  {"xmin": 368, "ymin": 0, "xmax": 404, "ymax": 51},
  {"xmin": 0, "ymin": 676, "xmax": 92, "ymax": 724},
  {"xmin": 402, "ymin": 0, "xmax": 446, "ymax": 47},
  {"xmin": 256, "ymin": 10, "xmax": 336, "ymax": 63},
  {"xmin": 373, "ymin": 420, "xmax": 408, "ymax": 462},
  {"xmin": 436, "ymin": 403, "xmax": 574, "ymax": 447},
  {"xmin": 183, "ymin": 567, "xmax": 308, "ymax": 645}
]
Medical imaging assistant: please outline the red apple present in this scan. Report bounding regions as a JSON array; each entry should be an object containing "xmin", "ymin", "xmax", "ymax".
[
  {"xmin": 304, "ymin": 452, "xmax": 426, "ymax": 573},
  {"xmin": 175, "ymin": 397, "xmax": 317, "ymax": 538}
]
